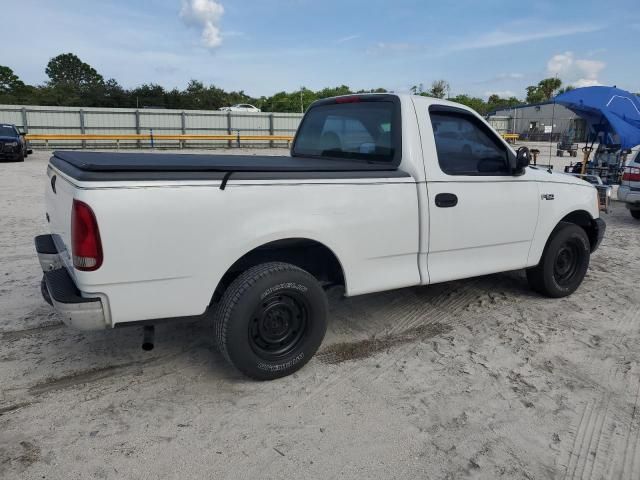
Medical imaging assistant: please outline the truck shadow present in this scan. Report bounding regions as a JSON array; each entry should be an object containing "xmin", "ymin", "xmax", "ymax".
[{"xmin": 4, "ymin": 268, "xmax": 538, "ymax": 394}]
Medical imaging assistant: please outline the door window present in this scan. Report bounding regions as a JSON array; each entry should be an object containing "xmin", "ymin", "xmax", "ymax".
[{"xmin": 430, "ymin": 111, "xmax": 509, "ymax": 175}]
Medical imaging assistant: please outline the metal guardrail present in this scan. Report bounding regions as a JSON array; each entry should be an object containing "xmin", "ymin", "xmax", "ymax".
[
  {"xmin": 25, "ymin": 133, "xmax": 295, "ymax": 149},
  {"xmin": 501, "ymin": 133, "xmax": 519, "ymax": 143}
]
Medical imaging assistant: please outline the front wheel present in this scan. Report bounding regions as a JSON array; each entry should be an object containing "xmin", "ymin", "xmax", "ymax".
[
  {"xmin": 631, "ymin": 209, "xmax": 640, "ymax": 220},
  {"xmin": 213, "ymin": 262, "xmax": 328, "ymax": 380},
  {"xmin": 526, "ymin": 223, "xmax": 591, "ymax": 298}
]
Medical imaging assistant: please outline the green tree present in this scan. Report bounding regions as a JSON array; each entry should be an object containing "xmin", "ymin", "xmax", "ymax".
[
  {"xmin": 130, "ymin": 83, "xmax": 167, "ymax": 108},
  {"xmin": 45, "ymin": 53, "xmax": 104, "ymax": 90},
  {"xmin": 525, "ymin": 77, "xmax": 562, "ymax": 103},
  {"xmin": 410, "ymin": 84, "xmax": 424, "ymax": 95},
  {"xmin": 449, "ymin": 94, "xmax": 487, "ymax": 114},
  {"xmin": 557, "ymin": 85, "xmax": 575, "ymax": 95},
  {"xmin": 428, "ymin": 79, "xmax": 450, "ymax": 99},
  {"xmin": 486, "ymin": 94, "xmax": 521, "ymax": 113},
  {"xmin": 356, "ymin": 87, "xmax": 388, "ymax": 94},
  {"xmin": 0, "ymin": 66, "xmax": 24, "ymax": 93}
]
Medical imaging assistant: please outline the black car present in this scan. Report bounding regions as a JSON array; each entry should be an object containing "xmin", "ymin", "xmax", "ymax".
[{"xmin": 0, "ymin": 124, "xmax": 32, "ymax": 162}]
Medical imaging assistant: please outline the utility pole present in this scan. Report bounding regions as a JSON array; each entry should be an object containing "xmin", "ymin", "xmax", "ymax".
[{"xmin": 300, "ymin": 88, "xmax": 304, "ymax": 113}]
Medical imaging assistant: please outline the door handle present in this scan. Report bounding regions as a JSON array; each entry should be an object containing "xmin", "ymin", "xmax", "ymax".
[{"xmin": 435, "ymin": 193, "xmax": 458, "ymax": 208}]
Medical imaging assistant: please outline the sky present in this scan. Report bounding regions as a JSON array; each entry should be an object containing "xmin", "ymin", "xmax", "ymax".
[{"xmin": 3, "ymin": 0, "xmax": 640, "ymax": 99}]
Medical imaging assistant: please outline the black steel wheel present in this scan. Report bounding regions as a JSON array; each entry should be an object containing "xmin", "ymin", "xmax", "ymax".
[
  {"xmin": 214, "ymin": 262, "xmax": 327, "ymax": 380},
  {"xmin": 248, "ymin": 291, "xmax": 309, "ymax": 360},
  {"xmin": 527, "ymin": 222, "xmax": 591, "ymax": 298},
  {"xmin": 553, "ymin": 242, "xmax": 581, "ymax": 286}
]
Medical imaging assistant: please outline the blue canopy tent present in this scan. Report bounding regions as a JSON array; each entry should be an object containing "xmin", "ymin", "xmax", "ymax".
[
  {"xmin": 555, "ymin": 86, "xmax": 640, "ymax": 182},
  {"xmin": 555, "ymin": 86, "xmax": 640, "ymax": 150}
]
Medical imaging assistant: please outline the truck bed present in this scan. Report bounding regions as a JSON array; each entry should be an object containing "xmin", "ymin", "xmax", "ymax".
[{"xmin": 50, "ymin": 151, "xmax": 407, "ymax": 182}]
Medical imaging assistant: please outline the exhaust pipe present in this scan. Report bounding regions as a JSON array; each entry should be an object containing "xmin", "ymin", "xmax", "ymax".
[{"xmin": 142, "ymin": 325, "xmax": 155, "ymax": 351}]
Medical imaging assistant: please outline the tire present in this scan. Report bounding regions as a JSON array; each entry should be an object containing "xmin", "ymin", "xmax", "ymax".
[
  {"xmin": 213, "ymin": 262, "xmax": 328, "ymax": 380},
  {"xmin": 631, "ymin": 210, "xmax": 640, "ymax": 220},
  {"xmin": 571, "ymin": 151, "xmax": 578, "ymax": 157},
  {"xmin": 41, "ymin": 276, "xmax": 52, "ymax": 306},
  {"xmin": 557, "ymin": 150, "xmax": 564, "ymax": 157},
  {"xmin": 15, "ymin": 152, "xmax": 25, "ymax": 162},
  {"xmin": 526, "ymin": 222, "xmax": 591, "ymax": 298}
]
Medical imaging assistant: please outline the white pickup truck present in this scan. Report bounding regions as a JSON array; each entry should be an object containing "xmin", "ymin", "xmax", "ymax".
[{"xmin": 35, "ymin": 94, "xmax": 606, "ymax": 380}]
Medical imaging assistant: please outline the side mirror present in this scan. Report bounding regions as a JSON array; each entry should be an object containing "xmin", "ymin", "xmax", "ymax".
[{"xmin": 513, "ymin": 146, "xmax": 530, "ymax": 175}]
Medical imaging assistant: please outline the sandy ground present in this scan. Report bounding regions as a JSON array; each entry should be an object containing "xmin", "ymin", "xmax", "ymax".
[{"xmin": 1, "ymin": 148, "xmax": 640, "ymax": 480}]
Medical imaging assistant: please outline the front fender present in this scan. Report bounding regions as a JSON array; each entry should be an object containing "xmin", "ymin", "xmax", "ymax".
[{"xmin": 526, "ymin": 183, "xmax": 599, "ymax": 267}]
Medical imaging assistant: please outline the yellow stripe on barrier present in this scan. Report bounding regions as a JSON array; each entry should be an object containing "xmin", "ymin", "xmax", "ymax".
[{"xmin": 25, "ymin": 134, "xmax": 294, "ymax": 141}]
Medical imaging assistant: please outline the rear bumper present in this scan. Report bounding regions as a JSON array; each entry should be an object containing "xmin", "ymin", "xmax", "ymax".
[
  {"xmin": 35, "ymin": 234, "xmax": 107, "ymax": 330},
  {"xmin": 592, "ymin": 218, "xmax": 606, "ymax": 253},
  {"xmin": 0, "ymin": 151, "xmax": 22, "ymax": 161},
  {"xmin": 618, "ymin": 186, "xmax": 640, "ymax": 207}
]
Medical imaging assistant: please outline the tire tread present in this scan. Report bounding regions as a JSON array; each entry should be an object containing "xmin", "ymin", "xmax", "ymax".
[
  {"xmin": 526, "ymin": 222, "xmax": 590, "ymax": 298},
  {"xmin": 213, "ymin": 261, "xmax": 309, "ymax": 371}
]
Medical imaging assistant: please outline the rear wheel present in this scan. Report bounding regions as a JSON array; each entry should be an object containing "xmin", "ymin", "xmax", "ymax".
[
  {"xmin": 213, "ymin": 262, "xmax": 328, "ymax": 380},
  {"xmin": 631, "ymin": 209, "xmax": 640, "ymax": 220},
  {"xmin": 526, "ymin": 223, "xmax": 591, "ymax": 298}
]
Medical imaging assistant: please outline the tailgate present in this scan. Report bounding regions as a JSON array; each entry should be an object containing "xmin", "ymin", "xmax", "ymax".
[{"xmin": 45, "ymin": 164, "xmax": 76, "ymax": 275}]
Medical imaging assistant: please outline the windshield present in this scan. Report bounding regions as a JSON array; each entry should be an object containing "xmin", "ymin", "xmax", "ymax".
[
  {"xmin": 0, "ymin": 125, "xmax": 17, "ymax": 137},
  {"xmin": 292, "ymin": 101, "xmax": 398, "ymax": 163}
]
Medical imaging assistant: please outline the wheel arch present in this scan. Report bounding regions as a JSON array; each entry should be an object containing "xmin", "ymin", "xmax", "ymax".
[
  {"xmin": 559, "ymin": 210, "xmax": 600, "ymax": 252},
  {"xmin": 212, "ymin": 237, "xmax": 346, "ymax": 303}
]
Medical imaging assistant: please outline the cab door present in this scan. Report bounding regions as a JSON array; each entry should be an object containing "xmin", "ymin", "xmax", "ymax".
[{"xmin": 420, "ymin": 105, "xmax": 539, "ymax": 284}]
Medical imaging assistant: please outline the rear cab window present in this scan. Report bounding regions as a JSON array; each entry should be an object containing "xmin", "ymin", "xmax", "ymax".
[{"xmin": 292, "ymin": 95, "xmax": 402, "ymax": 165}]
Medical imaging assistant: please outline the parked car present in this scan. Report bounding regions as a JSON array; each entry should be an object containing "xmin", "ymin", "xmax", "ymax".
[
  {"xmin": 218, "ymin": 104, "xmax": 261, "ymax": 112},
  {"xmin": 619, "ymin": 149, "xmax": 640, "ymax": 219},
  {"xmin": 0, "ymin": 124, "xmax": 31, "ymax": 162},
  {"xmin": 35, "ymin": 94, "xmax": 606, "ymax": 380}
]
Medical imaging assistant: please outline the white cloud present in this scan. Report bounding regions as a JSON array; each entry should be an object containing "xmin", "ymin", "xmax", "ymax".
[
  {"xmin": 336, "ymin": 34, "xmax": 359, "ymax": 44},
  {"xmin": 450, "ymin": 23, "xmax": 603, "ymax": 52},
  {"xmin": 496, "ymin": 73, "xmax": 524, "ymax": 80},
  {"xmin": 366, "ymin": 42, "xmax": 423, "ymax": 55},
  {"xmin": 180, "ymin": 0, "xmax": 224, "ymax": 49},
  {"xmin": 547, "ymin": 51, "xmax": 605, "ymax": 87}
]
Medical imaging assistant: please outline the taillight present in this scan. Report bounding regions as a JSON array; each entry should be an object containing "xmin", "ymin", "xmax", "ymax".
[
  {"xmin": 71, "ymin": 199, "xmax": 103, "ymax": 271},
  {"xmin": 622, "ymin": 166, "xmax": 640, "ymax": 182},
  {"xmin": 334, "ymin": 96, "xmax": 362, "ymax": 104}
]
